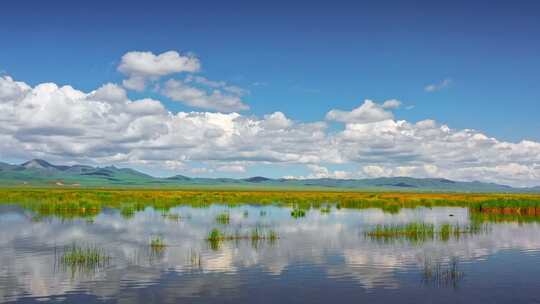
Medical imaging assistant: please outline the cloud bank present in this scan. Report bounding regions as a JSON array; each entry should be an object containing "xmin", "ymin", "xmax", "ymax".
[{"xmin": 0, "ymin": 62, "xmax": 539, "ymax": 186}]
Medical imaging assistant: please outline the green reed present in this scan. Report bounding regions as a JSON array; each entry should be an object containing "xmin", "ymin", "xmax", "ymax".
[
  {"xmin": 215, "ymin": 212, "xmax": 230, "ymax": 224},
  {"xmin": 59, "ymin": 243, "xmax": 110, "ymax": 270},
  {"xmin": 149, "ymin": 236, "xmax": 167, "ymax": 250},
  {"xmin": 365, "ymin": 222, "xmax": 486, "ymax": 242},
  {"xmin": 291, "ymin": 208, "xmax": 306, "ymax": 218}
]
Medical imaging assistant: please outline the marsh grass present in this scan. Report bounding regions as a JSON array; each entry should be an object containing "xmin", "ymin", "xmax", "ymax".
[
  {"xmin": 149, "ymin": 236, "xmax": 167, "ymax": 253},
  {"xmin": 423, "ymin": 256, "xmax": 464, "ymax": 288},
  {"xmin": 207, "ymin": 228, "xmax": 279, "ymax": 248},
  {"xmin": 291, "ymin": 208, "xmax": 306, "ymax": 218},
  {"xmin": 58, "ymin": 244, "xmax": 110, "ymax": 274},
  {"xmin": 120, "ymin": 206, "xmax": 135, "ymax": 219},
  {"xmin": 320, "ymin": 206, "xmax": 331, "ymax": 214},
  {"xmin": 471, "ymin": 212, "xmax": 540, "ymax": 224},
  {"xmin": 161, "ymin": 212, "xmax": 186, "ymax": 221},
  {"xmin": 188, "ymin": 249, "xmax": 202, "ymax": 268},
  {"xmin": 381, "ymin": 205, "xmax": 401, "ymax": 214},
  {"xmin": 2, "ymin": 189, "xmax": 540, "ymax": 221},
  {"xmin": 365, "ymin": 222, "xmax": 486, "ymax": 242},
  {"xmin": 215, "ymin": 212, "xmax": 230, "ymax": 224}
]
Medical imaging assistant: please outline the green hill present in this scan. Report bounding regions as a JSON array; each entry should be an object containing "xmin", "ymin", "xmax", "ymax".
[{"xmin": 0, "ymin": 159, "xmax": 538, "ymax": 192}]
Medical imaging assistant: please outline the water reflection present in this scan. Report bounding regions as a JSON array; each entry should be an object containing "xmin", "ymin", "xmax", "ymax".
[{"xmin": 1, "ymin": 205, "xmax": 540, "ymax": 303}]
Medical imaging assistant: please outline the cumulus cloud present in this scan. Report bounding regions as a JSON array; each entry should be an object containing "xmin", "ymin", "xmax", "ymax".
[
  {"xmin": 424, "ymin": 78, "xmax": 452, "ymax": 92},
  {"xmin": 326, "ymin": 100, "xmax": 394, "ymax": 124},
  {"xmin": 162, "ymin": 79, "xmax": 249, "ymax": 112},
  {"xmin": 117, "ymin": 50, "xmax": 251, "ymax": 112},
  {"xmin": 118, "ymin": 50, "xmax": 200, "ymax": 91},
  {"xmin": 1, "ymin": 75, "xmax": 540, "ymax": 186}
]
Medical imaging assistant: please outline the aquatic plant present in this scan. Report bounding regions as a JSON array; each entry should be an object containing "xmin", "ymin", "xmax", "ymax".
[
  {"xmin": 267, "ymin": 230, "xmax": 279, "ymax": 241},
  {"xmin": 59, "ymin": 244, "xmax": 110, "ymax": 270},
  {"xmin": 365, "ymin": 222, "xmax": 486, "ymax": 242},
  {"xmin": 381, "ymin": 205, "xmax": 401, "ymax": 214},
  {"xmin": 188, "ymin": 249, "xmax": 202, "ymax": 268},
  {"xmin": 149, "ymin": 236, "xmax": 167, "ymax": 251},
  {"xmin": 208, "ymin": 228, "xmax": 223, "ymax": 241},
  {"xmin": 470, "ymin": 212, "xmax": 540, "ymax": 224},
  {"xmin": 215, "ymin": 212, "xmax": 230, "ymax": 224},
  {"xmin": 291, "ymin": 208, "xmax": 306, "ymax": 218},
  {"xmin": 120, "ymin": 206, "xmax": 135, "ymax": 219},
  {"xmin": 162, "ymin": 212, "xmax": 184, "ymax": 221},
  {"xmin": 320, "ymin": 206, "xmax": 331, "ymax": 214},
  {"xmin": 422, "ymin": 256, "xmax": 464, "ymax": 288},
  {"xmin": 207, "ymin": 228, "xmax": 279, "ymax": 242}
]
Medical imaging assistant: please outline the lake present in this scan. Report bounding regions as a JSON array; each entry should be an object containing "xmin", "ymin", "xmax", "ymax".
[{"xmin": 1, "ymin": 204, "xmax": 540, "ymax": 303}]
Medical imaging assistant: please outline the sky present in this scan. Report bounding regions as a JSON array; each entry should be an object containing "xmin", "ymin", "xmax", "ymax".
[{"xmin": 0, "ymin": 0, "xmax": 539, "ymax": 186}]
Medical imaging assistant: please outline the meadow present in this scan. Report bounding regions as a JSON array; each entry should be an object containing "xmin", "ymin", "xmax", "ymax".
[{"xmin": 1, "ymin": 188, "xmax": 540, "ymax": 220}]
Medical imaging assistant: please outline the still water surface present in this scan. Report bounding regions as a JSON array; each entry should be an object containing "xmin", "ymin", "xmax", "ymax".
[{"xmin": 1, "ymin": 205, "xmax": 540, "ymax": 303}]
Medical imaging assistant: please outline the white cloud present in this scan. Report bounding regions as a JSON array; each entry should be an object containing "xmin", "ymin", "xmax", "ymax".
[
  {"xmin": 162, "ymin": 79, "xmax": 249, "ymax": 112},
  {"xmin": 362, "ymin": 165, "xmax": 392, "ymax": 178},
  {"xmin": 185, "ymin": 75, "xmax": 248, "ymax": 96},
  {"xmin": 381, "ymin": 99, "xmax": 401, "ymax": 109},
  {"xmin": 0, "ymin": 76, "xmax": 30, "ymax": 102},
  {"xmin": 118, "ymin": 51, "xmax": 200, "ymax": 91},
  {"xmin": 1, "ymin": 75, "xmax": 540, "ymax": 186},
  {"xmin": 326, "ymin": 100, "xmax": 393, "ymax": 124},
  {"xmin": 216, "ymin": 165, "xmax": 246, "ymax": 173},
  {"xmin": 424, "ymin": 78, "xmax": 452, "ymax": 92},
  {"xmin": 361, "ymin": 164, "xmax": 439, "ymax": 178},
  {"xmin": 286, "ymin": 164, "xmax": 353, "ymax": 179}
]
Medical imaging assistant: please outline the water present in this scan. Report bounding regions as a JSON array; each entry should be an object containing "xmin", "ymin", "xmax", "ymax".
[{"xmin": 1, "ymin": 204, "xmax": 540, "ymax": 303}]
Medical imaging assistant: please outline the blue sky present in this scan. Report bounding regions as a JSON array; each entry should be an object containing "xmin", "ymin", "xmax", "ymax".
[{"xmin": 0, "ymin": 0, "xmax": 539, "ymax": 185}]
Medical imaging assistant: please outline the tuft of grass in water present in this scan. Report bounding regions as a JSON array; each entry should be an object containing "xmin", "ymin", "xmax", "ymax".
[
  {"xmin": 59, "ymin": 243, "xmax": 110, "ymax": 271},
  {"xmin": 365, "ymin": 222, "xmax": 487, "ymax": 242},
  {"xmin": 120, "ymin": 206, "xmax": 135, "ymax": 219},
  {"xmin": 208, "ymin": 228, "xmax": 223, "ymax": 241},
  {"xmin": 188, "ymin": 249, "xmax": 202, "ymax": 268},
  {"xmin": 207, "ymin": 228, "xmax": 279, "ymax": 242},
  {"xmin": 259, "ymin": 210, "xmax": 267, "ymax": 217},
  {"xmin": 381, "ymin": 205, "xmax": 401, "ymax": 214},
  {"xmin": 291, "ymin": 208, "xmax": 306, "ymax": 218},
  {"xmin": 215, "ymin": 212, "xmax": 230, "ymax": 224},
  {"xmin": 366, "ymin": 223, "xmax": 435, "ymax": 242},
  {"xmin": 320, "ymin": 206, "xmax": 331, "ymax": 214},
  {"xmin": 162, "ymin": 212, "xmax": 185, "ymax": 221},
  {"xmin": 243, "ymin": 210, "xmax": 249, "ymax": 218},
  {"xmin": 423, "ymin": 256, "xmax": 464, "ymax": 288},
  {"xmin": 149, "ymin": 236, "xmax": 167, "ymax": 251},
  {"xmin": 268, "ymin": 230, "xmax": 279, "ymax": 241}
]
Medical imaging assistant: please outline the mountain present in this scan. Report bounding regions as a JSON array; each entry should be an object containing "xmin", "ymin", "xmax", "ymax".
[
  {"xmin": 0, "ymin": 159, "xmax": 538, "ymax": 192},
  {"xmin": 21, "ymin": 159, "xmax": 70, "ymax": 171}
]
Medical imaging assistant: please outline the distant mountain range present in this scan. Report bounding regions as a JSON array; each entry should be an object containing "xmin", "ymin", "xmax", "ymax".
[{"xmin": 0, "ymin": 159, "xmax": 539, "ymax": 192}]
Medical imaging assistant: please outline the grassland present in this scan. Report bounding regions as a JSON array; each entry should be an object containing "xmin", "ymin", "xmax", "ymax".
[{"xmin": 1, "ymin": 188, "xmax": 540, "ymax": 219}]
